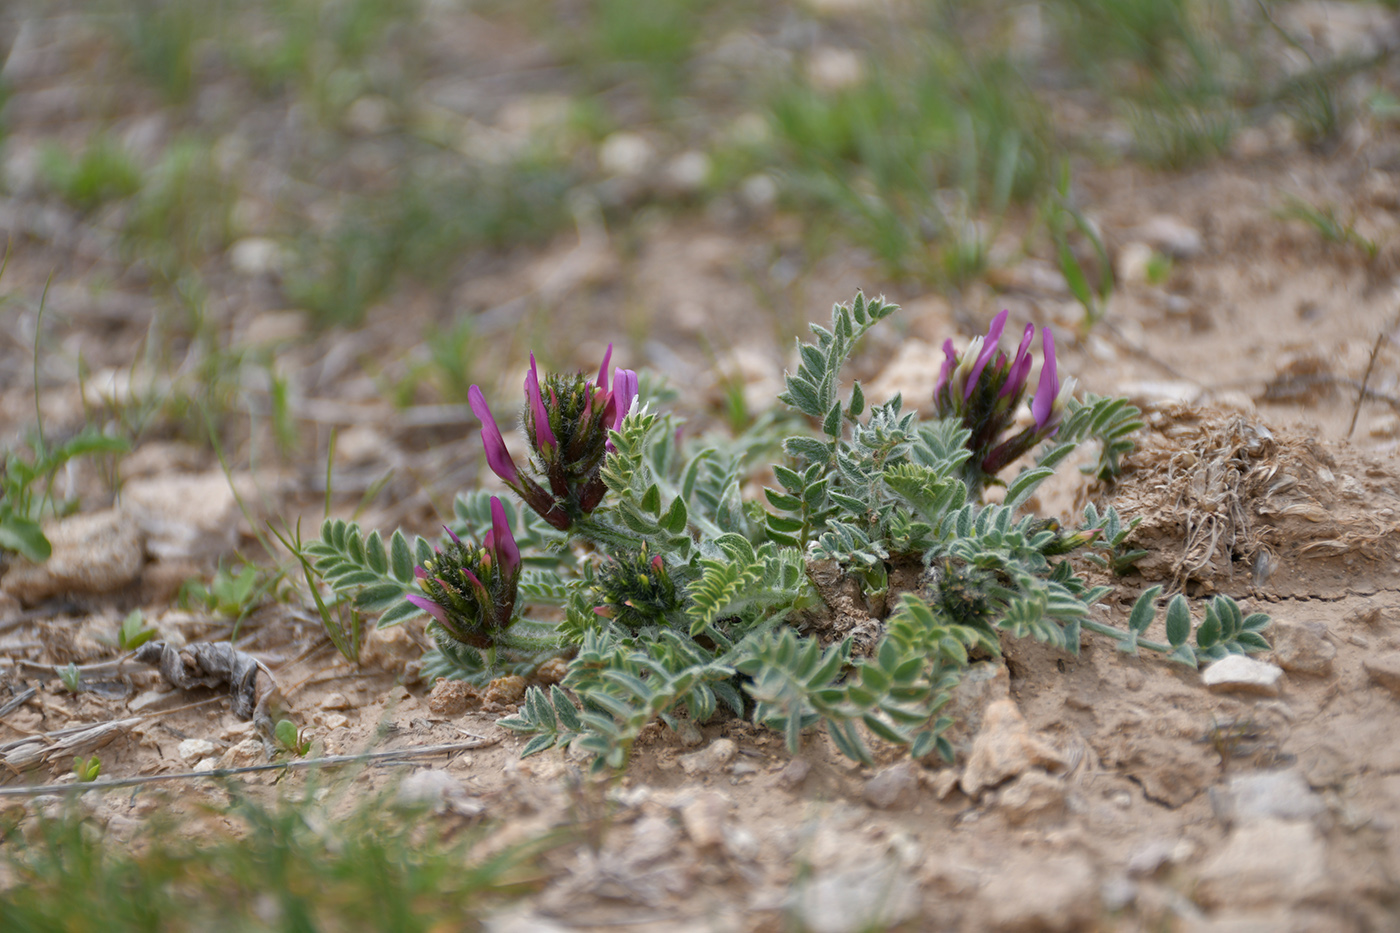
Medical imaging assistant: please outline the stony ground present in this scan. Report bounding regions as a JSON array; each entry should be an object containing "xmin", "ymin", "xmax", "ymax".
[{"xmin": 2, "ymin": 2, "xmax": 1400, "ymax": 932}]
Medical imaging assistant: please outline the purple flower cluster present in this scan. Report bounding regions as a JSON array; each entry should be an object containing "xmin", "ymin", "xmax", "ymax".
[
  {"xmin": 407, "ymin": 496, "xmax": 522, "ymax": 649},
  {"xmin": 934, "ymin": 310, "xmax": 1076, "ymax": 490},
  {"xmin": 469, "ymin": 345, "xmax": 638, "ymax": 531}
]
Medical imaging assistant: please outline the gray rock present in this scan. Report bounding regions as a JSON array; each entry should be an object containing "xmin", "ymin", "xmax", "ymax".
[
  {"xmin": 1194, "ymin": 818, "xmax": 1329, "ymax": 909},
  {"xmin": 790, "ymin": 857, "xmax": 919, "ymax": 933},
  {"xmin": 997, "ymin": 770, "xmax": 1067, "ymax": 826},
  {"xmin": 1202, "ymin": 655, "xmax": 1283, "ymax": 696},
  {"xmin": 942, "ymin": 659, "xmax": 1011, "ymax": 756},
  {"xmin": 1105, "ymin": 732, "xmax": 1217, "ymax": 808},
  {"xmin": 932, "ymin": 768, "xmax": 961, "ymax": 800},
  {"xmin": 1133, "ymin": 215, "xmax": 1204, "ymax": 259},
  {"xmin": 396, "ymin": 769, "xmax": 483, "ymax": 816},
  {"xmin": 2, "ymin": 509, "xmax": 144, "ymax": 603},
  {"xmin": 984, "ymin": 853, "xmax": 1099, "ymax": 932},
  {"xmin": 627, "ymin": 814, "xmax": 680, "ymax": 864},
  {"xmin": 678, "ymin": 737, "xmax": 736, "ymax": 775},
  {"xmin": 120, "ymin": 471, "xmax": 244, "ymax": 562},
  {"xmin": 661, "ymin": 150, "xmax": 711, "ymax": 194},
  {"xmin": 724, "ymin": 824, "xmax": 761, "ymax": 862},
  {"xmin": 960, "ymin": 699, "xmax": 1064, "ymax": 798},
  {"xmin": 1362, "ymin": 652, "xmax": 1400, "ymax": 698},
  {"xmin": 672, "ymin": 717, "xmax": 704, "ymax": 747},
  {"xmin": 397, "ymin": 769, "xmax": 461, "ymax": 808},
  {"xmin": 776, "ymin": 756, "xmax": 811, "ymax": 789},
  {"xmin": 220, "ymin": 738, "xmax": 266, "ymax": 769},
  {"xmin": 228, "ymin": 237, "xmax": 284, "ymax": 277},
  {"xmin": 862, "ymin": 761, "xmax": 919, "ymax": 810},
  {"xmin": 484, "ymin": 908, "xmax": 572, "ymax": 933},
  {"xmin": 1210, "ymin": 770, "xmax": 1326, "ymax": 827},
  {"xmin": 1101, "ymin": 875, "xmax": 1138, "ymax": 912},
  {"xmin": 679, "ymin": 791, "xmax": 731, "ymax": 848},
  {"xmin": 177, "ymin": 738, "xmax": 217, "ymax": 762},
  {"xmin": 1270, "ymin": 620, "xmax": 1335, "ymax": 676},
  {"xmin": 1126, "ymin": 838, "xmax": 1191, "ymax": 878},
  {"xmin": 598, "ymin": 132, "xmax": 655, "ymax": 177}
]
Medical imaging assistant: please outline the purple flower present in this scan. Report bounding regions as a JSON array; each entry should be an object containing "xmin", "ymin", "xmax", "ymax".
[
  {"xmin": 964, "ymin": 309, "xmax": 1008, "ymax": 400},
  {"xmin": 595, "ymin": 343, "xmax": 614, "ymax": 389},
  {"xmin": 609, "ymin": 368, "xmax": 639, "ymax": 436},
  {"xmin": 999, "ymin": 324, "xmax": 1035, "ymax": 400},
  {"xmin": 405, "ymin": 594, "xmax": 449, "ymax": 626},
  {"xmin": 1031, "ymin": 329, "xmax": 1058, "ymax": 432},
  {"xmin": 468, "ymin": 385, "xmax": 520, "ymax": 486},
  {"xmin": 932, "ymin": 312, "xmax": 1077, "ymax": 496},
  {"xmin": 487, "ymin": 496, "xmax": 521, "ymax": 579},
  {"xmin": 525, "ymin": 353, "xmax": 557, "ymax": 452},
  {"xmin": 934, "ymin": 339, "xmax": 958, "ymax": 397}
]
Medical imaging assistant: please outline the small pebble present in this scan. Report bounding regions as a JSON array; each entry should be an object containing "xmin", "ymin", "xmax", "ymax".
[
  {"xmin": 1269, "ymin": 620, "xmax": 1335, "ymax": 676},
  {"xmin": 319, "ymin": 692, "xmax": 352, "ymax": 710},
  {"xmin": 673, "ymin": 717, "xmax": 704, "ymax": 747},
  {"xmin": 776, "ymin": 756, "xmax": 811, "ymax": 789},
  {"xmin": 678, "ymin": 738, "xmax": 737, "ymax": 776},
  {"xmin": 1363, "ymin": 652, "xmax": 1400, "ymax": 698},
  {"xmin": 862, "ymin": 761, "xmax": 919, "ymax": 810},
  {"xmin": 177, "ymin": 738, "xmax": 217, "ymax": 763},
  {"xmin": 679, "ymin": 791, "xmax": 731, "ymax": 848},
  {"xmin": 1201, "ymin": 655, "xmax": 1283, "ymax": 696}
]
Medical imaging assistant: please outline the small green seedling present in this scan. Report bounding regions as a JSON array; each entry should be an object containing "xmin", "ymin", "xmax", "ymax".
[
  {"xmin": 1278, "ymin": 196, "xmax": 1377, "ymax": 261},
  {"xmin": 275, "ymin": 719, "xmax": 311, "ymax": 757},
  {"xmin": 1144, "ymin": 252, "xmax": 1173, "ymax": 285},
  {"xmin": 73, "ymin": 756, "xmax": 101, "ymax": 783},
  {"xmin": 58, "ymin": 663, "xmax": 82, "ymax": 695},
  {"xmin": 116, "ymin": 609, "xmax": 158, "ymax": 651},
  {"xmin": 179, "ymin": 562, "xmax": 278, "ymax": 633}
]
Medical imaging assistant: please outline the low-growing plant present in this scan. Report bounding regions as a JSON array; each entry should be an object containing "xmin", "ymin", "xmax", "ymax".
[
  {"xmin": 0, "ymin": 784, "xmax": 550, "ymax": 931},
  {"xmin": 178, "ymin": 561, "xmax": 279, "ymax": 630},
  {"xmin": 59, "ymin": 663, "xmax": 82, "ymax": 695},
  {"xmin": 287, "ymin": 161, "xmax": 574, "ymax": 328},
  {"xmin": 124, "ymin": 137, "xmax": 236, "ymax": 279},
  {"xmin": 114, "ymin": 609, "xmax": 158, "ymax": 652},
  {"xmin": 0, "ymin": 428, "xmax": 130, "ymax": 564},
  {"xmin": 38, "ymin": 135, "xmax": 144, "ymax": 212},
  {"xmin": 306, "ymin": 292, "xmax": 1269, "ymax": 772},
  {"xmin": 1043, "ymin": 166, "xmax": 1114, "ymax": 333},
  {"xmin": 768, "ymin": 46, "xmax": 1048, "ymax": 280},
  {"xmin": 1278, "ymin": 195, "xmax": 1377, "ymax": 261},
  {"xmin": 1, "ymin": 262, "xmax": 131, "ymax": 564},
  {"xmin": 72, "ymin": 756, "xmax": 102, "ymax": 783},
  {"xmin": 274, "ymin": 719, "xmax": 312, "ymax": 757}
]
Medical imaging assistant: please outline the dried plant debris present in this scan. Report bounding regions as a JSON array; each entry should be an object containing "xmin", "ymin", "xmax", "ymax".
[
  {"xmin": 133, "ymin": 641, "xmax": 280, "ymax": 731},
  {"xmin": 1107, "ymin": 405, "xmax": 1400, "ymax": 596},
  {"xmin": 1, "ymin": 718, "xmax": 144, "ymax": 773}
]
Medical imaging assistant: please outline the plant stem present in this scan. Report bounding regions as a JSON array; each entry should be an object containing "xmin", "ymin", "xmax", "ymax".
[{"xmin": 1081, "ymin": 618, "xmax": 1171, "ymax": 654}]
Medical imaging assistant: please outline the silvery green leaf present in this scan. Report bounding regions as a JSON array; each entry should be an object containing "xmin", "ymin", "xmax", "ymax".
[{"xmin": 1165, "ymin": 594, "xmax": 1191, "ymax": 647}]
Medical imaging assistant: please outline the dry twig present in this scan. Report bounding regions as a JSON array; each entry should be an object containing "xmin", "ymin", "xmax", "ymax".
[{"xmin": 0, "ymin": 737, "xmax": 496, "ymax": 797}]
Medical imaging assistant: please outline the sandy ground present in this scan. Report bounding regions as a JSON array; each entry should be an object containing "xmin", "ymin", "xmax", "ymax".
[{"xmin": 2, "ymin": 4, "xmax": 1400, "ymax": 932}]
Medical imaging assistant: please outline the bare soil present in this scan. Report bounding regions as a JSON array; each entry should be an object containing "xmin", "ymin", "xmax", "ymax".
[{"xmin": 3, "ymin": 4, "xmax": 1400, "ymax": 932}]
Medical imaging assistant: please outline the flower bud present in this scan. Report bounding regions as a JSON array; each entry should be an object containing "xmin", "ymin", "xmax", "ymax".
[
  {"xmin": 407, "ymin": 496, "xmax": 521, "ymax": 649},
  {"xmin": 468, "ymin": 345, "xmax": 637, "ymax": 531}
]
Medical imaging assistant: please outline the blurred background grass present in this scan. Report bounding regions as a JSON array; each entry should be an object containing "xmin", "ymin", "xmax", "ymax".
[{"xmin": 1, "ymin": 0, "xmax": 1396, "ymax": 472}]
